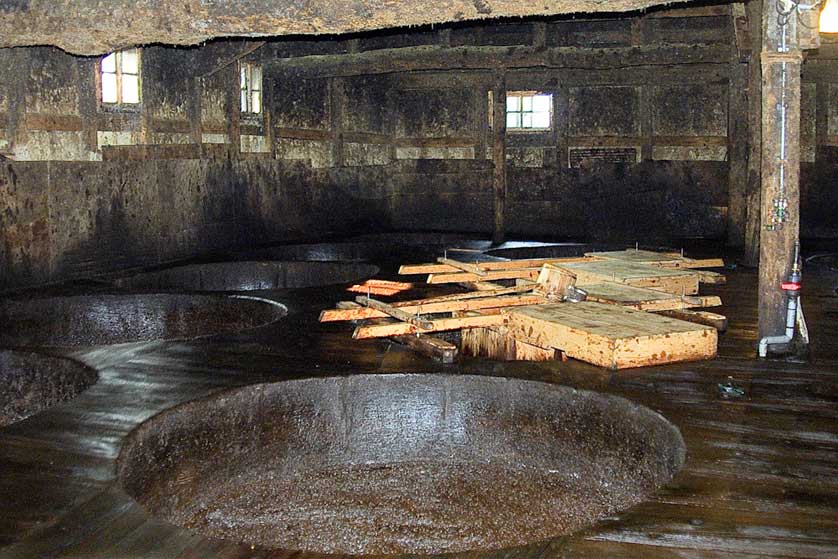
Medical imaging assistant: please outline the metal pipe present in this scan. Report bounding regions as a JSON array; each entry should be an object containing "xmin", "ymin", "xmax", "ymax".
[{"xmin": 758, "ymin": 242, "xmax": 802, "ymax": 357}]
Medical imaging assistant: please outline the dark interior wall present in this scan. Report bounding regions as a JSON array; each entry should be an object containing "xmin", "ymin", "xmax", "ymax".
[
  {"xmin": 266, "ymin": 8, "xmax": 837, "ymax": 243},
  {"xmin": 1, "ymin": 4, "xmax": 837, "ymax": 289},
  {"xmin": 0, "ymin": 46, "xmax": 386, "ymax": 289},
  {"xmin": 268, "ymin": 9, "xmax": 736, "ymax": 242}
]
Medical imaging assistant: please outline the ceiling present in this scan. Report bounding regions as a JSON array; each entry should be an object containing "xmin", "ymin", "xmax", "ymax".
[{"xmin": 0, "ymin": 0, "xmax": 695, "ymax": 55}]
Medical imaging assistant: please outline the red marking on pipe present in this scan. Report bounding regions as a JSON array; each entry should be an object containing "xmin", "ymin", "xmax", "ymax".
[{"xmin": 781, "ymin": 282, "xmax": 801, "ymax": 291}]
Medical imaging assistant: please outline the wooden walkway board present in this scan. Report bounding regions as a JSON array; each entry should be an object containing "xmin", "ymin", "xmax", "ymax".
[
  {"xmin": 504, "ymin": 302, "xmax": 717, "ymax": 369},
  {"xmin": 557, "ymin": 260, "xmax": 700, "ymax": 295},
  {"xmin": 586, "ymin": 249, "xmax": 725, "ymax": 269},
  {"xmin": 582, "ymin": 282, "xmax": 721, "ymax": 311}
]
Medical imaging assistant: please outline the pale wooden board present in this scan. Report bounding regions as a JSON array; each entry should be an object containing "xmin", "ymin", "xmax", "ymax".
[
  {"xmin": 585, "ymin": 249, "xmax": 725, "ymax": 269},
  {"xmin": 586, "ymin": 249, "xmax": 683, "ymax": 264},
  {"xmin": 504, "ymin": 302, "xmax": 717, "ymax": 369},
  {"xmin": 582, "ymin": 282, "xmax": 720, "ymax": 311},
  {"xmin": 557, "ymin": 260, "xmax": 700, "ymax": 295}
]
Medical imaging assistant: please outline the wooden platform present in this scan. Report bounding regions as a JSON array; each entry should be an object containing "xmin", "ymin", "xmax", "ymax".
[
  {"xmin": 1, "ymin": 265, "xmax": 837, "ymax": 558},
  {"xmin": 586, "ymin": 249, "xmax": 724, "ymax": 268},
  {"xmin": 557, "ymin": 260, "xmax": 701, "ymax": 295},
  {"xmin": 504, "ymin": 302, "xmax": 717, "ymax": 369}
]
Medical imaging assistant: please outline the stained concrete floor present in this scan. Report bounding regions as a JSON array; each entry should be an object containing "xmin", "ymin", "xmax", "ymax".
[{"xmin": 0, "ymin": 238, "xmax": 837, "ymax": 558}]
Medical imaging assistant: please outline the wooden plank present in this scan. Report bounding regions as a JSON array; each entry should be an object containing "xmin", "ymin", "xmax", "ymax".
[
  {"xmin": 460, "ymin": 281, "xmax": 509, "ymax": 291},
  {"xmin": 583, "ymin": 283, "xmax": 722, "ymax": 311},
  {"xmin": 320, "ymin": 294, "xmax": 546, "ymax": 322},
  {"xmin": 585, "ymin": 249, "xmax": 725, "ymax": 269},
  {"xmin": 392, "ymin": 335, "xmax": 458, "ymax": 363},
  {"xmin": 656, "ymin": 309, "xmax": 729, "ymax": 331},
  {"xmin": 399, "ymin": 256, "xmax": 594, "ymax": 275},
  {"xmin": 354, "ymin": 296, "xmax": 434, "ymax": 330},
  {"xmin": 504, "ymin": 302, "xmax": 717, "ymax": 369},
  {"xmin": 427, "ymin": 268, "xmax": 540, "ymax": 284},
  {"xmin": 557, "ymin": 260, "xmax": 701, "ymax": 295},
  {"xmin": 353, "ymin": 314, "xmax": 507, "ymax": 339},
  {"xmin": 695, "ymin": 270, "xmax": 727, "ymax": 284},
  {"xmin": 417, "ymin": 283, "xmax": 534, "ymax": 301},
  {"xmin": 436, "ymin": 257, "xmax": 487, "ymax": 276}
]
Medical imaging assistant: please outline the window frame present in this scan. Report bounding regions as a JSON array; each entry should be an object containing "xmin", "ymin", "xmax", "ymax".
[
  {"xmin": 505, "ymin": 91, "xmax": 553, "ymax": 133},
  {"xmin": 98, "ymin": 49, "xmax": 142, "ymax": 112},
  {"xmin": 239, "ymin": 61, "xmax": 263, "ymax": 118}
]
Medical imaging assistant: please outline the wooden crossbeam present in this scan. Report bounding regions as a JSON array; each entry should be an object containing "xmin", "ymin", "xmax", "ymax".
[
  {"xmin": 392, "ymin": 334, "xmax": 458, "ymax": 363},
  {"xmin": 321, "ymin": 294, "xmax": 546, "ymax": 322},
  {"xmin": 353, "ymin": 314, "xmax": 507, "ymax": 339},
  {"xmin": 427, "ymin": 268, "xmax": 540, "ymax": 284},
  {"xmin": 436, "ymin": 257, "xmax": 487, "ymax": 276},
  {"xmin": 354, "ymin": 296, "xmax": 434, "ymax": 330}
]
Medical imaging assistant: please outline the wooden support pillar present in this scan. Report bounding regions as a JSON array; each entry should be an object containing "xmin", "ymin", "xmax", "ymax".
[
  {"xmin": 757, "ymin": 0, "xmax": 802, "ymax": 341},
  {"xmin": 491, "ymin": 72, "xmax": 507, "ymax": 245},
  {"xmin": 727, "ymin": 3, "xmax": 750, "ymax": 248}
]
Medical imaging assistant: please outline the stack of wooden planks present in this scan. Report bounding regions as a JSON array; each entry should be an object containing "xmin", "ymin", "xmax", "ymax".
[{"xmin": 320, "ymin": 248, "xmax": 727, "ymax": 369}]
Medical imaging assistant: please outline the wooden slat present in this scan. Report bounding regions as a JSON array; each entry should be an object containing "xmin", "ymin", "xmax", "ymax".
[
  {"xmin": 582, "ymin": 283, "xmax": 722, "ymax": 311},
  {"xmin": 427, "ymin": 268, "xmax": 541, "ymax": 284},
  {"xmin": 353, "ymin": 314, "xmax": 507, "ymax": 339},
  {"xmin": 321, "ymin": 294, "xmax": 546, "ymax": 322},
  {"xmin": 585, "ymin": 249, "xmax": 725, "ymax": 269},
  {"xmin": 656, "ymin": 309, "xmax": 729, "ymax": 331},
  {"xmin": 392, "ymin": 335, "xmax": 458, "ymax": 363},
  {"xmin": 436, "ymin": 257, "xmax": 487, "ymax": 276},
  {"xmin": 354, "ymin": 296, "xmax": 435, "ymax": 330},
  {"xmin": 695, "ymin": 270, "xmax": 727, "ymax": 284},
  {"xmin": 399, "ymin": 256, "xmax": 594, "ymax": 275}
]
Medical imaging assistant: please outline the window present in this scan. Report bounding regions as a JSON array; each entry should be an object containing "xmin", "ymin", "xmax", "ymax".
[
  {"xmin": 100, "ymin": 49, "xmax": 140, "ymax": 106},
  {"xmin": 506, "ymin": 92, "xmax": 552, "ymax": 130},
  {"xmin": 240, "ymin": 62, "xmax": 262, "ymax": 114}
]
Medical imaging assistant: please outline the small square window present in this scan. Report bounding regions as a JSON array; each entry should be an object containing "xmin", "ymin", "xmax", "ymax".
[
  {"xmin": 506, "ymin": 92, "xmax": 552, "ymax": 131},
  {"xmin": 240, "ymin": 62, "xmax": 263, "ymax": 115},
  {"xmin": 100, "ymin": 49, "xmax": 141, "ymax": 107}
]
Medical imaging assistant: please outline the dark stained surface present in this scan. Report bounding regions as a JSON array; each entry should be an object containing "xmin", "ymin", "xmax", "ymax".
[
  {"xmin": 0, "ymin": 0, "xmax": 695, "ymax": 54},
  {"xmin": 0, "ymin": 350, "xmax": 97, "ymax": 427},
  {"xmin": 118, "ymin": 375, "xmax": 684, "ymax": 554},
  {"xmin": 115, "ymin": 261, "xmax": 380, "ymax": 291},
  {"xmin": 0, "ymin": 245, "xmax": 836, "ymax": 557},
  {"xmin": 0, "ymin": 294, "xmax": 287, "ymax": 347}
]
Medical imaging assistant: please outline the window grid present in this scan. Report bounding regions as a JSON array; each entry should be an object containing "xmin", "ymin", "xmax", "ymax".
[
  {"xmin": 240, "ymin": 62, "xmax": 263, "ymax": 115},
  {"xmin": 100, "ymin": 49, "xmax": 140, "ymax": 106},
  {"xmin": 506, "ymin": 92, "xmax": 552, "ymax": 130}
]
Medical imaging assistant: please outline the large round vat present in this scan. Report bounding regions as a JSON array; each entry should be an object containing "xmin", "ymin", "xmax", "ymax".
[
  {"xmin": 0, "ymin": 294, "xmax": 287, "ymax": 347},
  {"xmin": 118, "ymin": 374, "xmax": 686, "ymax": 555},
  {"xmin": 0, "ymin": 350, "xmax": 97, "ymax": 426},
  {"xmin": 114, "ymin": 261, "xmax": 379, "ymax": 291}
]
